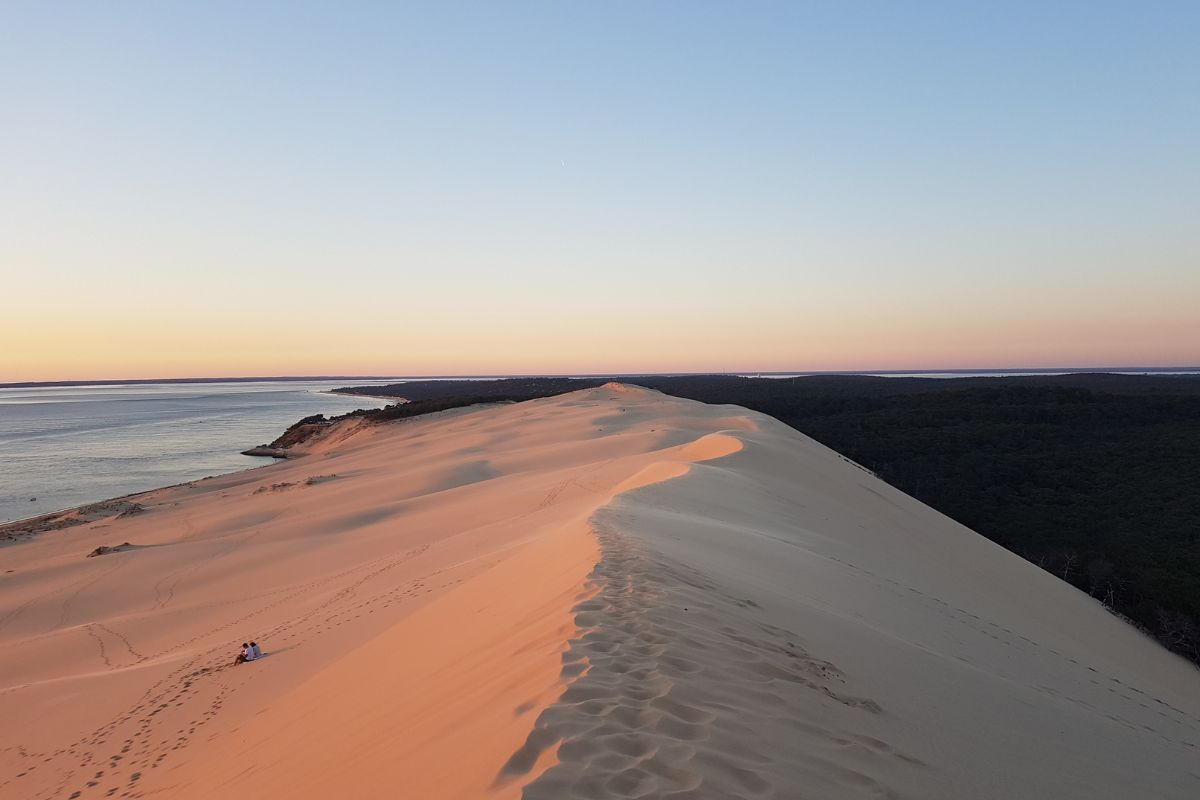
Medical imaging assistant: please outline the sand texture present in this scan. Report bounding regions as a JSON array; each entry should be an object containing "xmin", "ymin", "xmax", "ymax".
[{"xmin": 1, "ymin": 384, "xmax": 1197, "ymax": 799}]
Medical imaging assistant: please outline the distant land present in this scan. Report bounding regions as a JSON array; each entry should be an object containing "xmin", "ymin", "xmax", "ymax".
[{"xmin": 3, "ymin": 366, "xmax": 1197, "ymax": 389}]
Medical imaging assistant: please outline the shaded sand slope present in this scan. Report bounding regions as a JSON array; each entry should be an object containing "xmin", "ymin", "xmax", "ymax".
[
  {"xmin": 2, "ymin": 384, "xmax": 1197, "ymax": 799},
  {"xmin": 0, "ymin": 384, "xmax": 747, "ymax": 799},
  {"xmin": 519, "ymin": 406, "xmax": 1200, "ymax": 799}
]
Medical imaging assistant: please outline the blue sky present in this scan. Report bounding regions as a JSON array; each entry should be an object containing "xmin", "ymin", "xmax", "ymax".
[{"xmin": 2, "ymin": 2, "xmax": 1198, "ymax": 378}]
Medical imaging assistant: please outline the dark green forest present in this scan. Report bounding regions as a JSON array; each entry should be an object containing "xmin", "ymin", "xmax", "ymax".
[{"xmin": 334, "ymin": 374, "xmax": 1200, "ymax": 665}]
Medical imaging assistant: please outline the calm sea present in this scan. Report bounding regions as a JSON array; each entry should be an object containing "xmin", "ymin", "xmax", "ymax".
[{"xmin": 0, "ymin": 381, "xmax": 394, "ymax": 525}]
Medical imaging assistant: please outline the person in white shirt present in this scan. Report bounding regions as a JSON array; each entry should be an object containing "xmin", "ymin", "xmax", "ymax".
[
  {"xmin": 249, "ymin": 641, "xmax": 262, "ymax": 660},
  {"xmin": 234, "ymin": 643, "xmax": 250, "ymax": 665}
]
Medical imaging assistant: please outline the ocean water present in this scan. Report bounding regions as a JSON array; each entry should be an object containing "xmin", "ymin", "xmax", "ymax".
[{"xmin": 0, "ymin": 381, "xmax": 393, "ymax": 525}]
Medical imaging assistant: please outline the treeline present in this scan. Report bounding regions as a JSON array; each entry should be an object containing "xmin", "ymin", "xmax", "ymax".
[
  {"xmin": 334, "ymin": 377, "xmax": 607, "ymax": 402},
  {"xmin": 335, "ymin": 372, "xmax": 1200, "ymax": 401},
  {"xmin": 336, "ymin": 374, "xmax": 1200, "ymax": 665},
  {"xmin": 270, "ymin": 394, "xmax": 543, "ymax": 445}
]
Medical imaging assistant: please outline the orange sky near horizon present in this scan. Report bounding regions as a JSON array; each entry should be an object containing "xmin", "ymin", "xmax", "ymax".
[{"xmin": 4, "ymin": 285, "xmax": 1198, "ymax": 382}]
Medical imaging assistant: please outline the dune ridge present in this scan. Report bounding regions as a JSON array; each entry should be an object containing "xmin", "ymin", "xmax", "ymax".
[
  {"xmin": 517, "ymin": 404, "xmax": 1200, "ymax": 799},
  {"xmin": 2, "ymin": 384, "xmax": 1198, "ymax": 799}
]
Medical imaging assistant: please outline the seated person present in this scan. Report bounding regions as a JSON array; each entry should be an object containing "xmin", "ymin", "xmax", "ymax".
[{"xmin": 233, "ymin": 643, "xmax": 251, "ymax": 665}]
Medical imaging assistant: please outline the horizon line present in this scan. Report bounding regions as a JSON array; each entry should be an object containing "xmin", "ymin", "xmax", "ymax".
[{"xmin": 4, "ymin": 366, "xmax": 1200, "ymax": 389}]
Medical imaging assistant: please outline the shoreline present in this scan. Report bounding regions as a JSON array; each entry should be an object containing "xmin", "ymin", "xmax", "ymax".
[
  {"xmin": 0, "ymin": 397, "xmax": 496, "ymax": 535},
  {"xmin": 0, "ymin": 459, "xmax": 285, "ymax": 539},
  {"xmin": 0, "ymin": 386, "xmax": 394, "ymax": 532}
]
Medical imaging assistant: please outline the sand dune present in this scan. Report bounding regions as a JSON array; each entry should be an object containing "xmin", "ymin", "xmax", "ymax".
[{"xmin": 1, "ymin": 384, "xmax": 1197, "ymax": 799}]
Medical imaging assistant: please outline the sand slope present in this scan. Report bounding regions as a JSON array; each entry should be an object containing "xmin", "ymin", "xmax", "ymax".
[{"xmin": 1, "ymin": 384, "xmax": 1197, "ymax": 799}]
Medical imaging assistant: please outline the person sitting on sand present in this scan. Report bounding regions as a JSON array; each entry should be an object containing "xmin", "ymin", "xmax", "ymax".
[
  {"xmin": 249, "ymin": 641, "xmax": 262, "ymax": 659},
  {"xmin": 234, "ymin": 642, "xmax": 251, "ymax": 665}
]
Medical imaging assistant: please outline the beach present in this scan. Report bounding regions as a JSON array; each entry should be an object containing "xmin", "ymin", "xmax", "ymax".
[{"xmin": 1, "ymin": 384, "xmax": 1197, "ymax": 799}]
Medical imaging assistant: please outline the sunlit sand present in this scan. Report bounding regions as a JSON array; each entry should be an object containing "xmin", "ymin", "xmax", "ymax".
[{"xmin": 1, "ymin": 385, "xmax": 1196, "ymax": 799}]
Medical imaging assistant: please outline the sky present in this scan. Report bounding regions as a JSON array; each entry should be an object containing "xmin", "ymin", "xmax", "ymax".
[{"xmin": 2, "ymin": 1, "xmax": 1198, "ymax": 381}]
